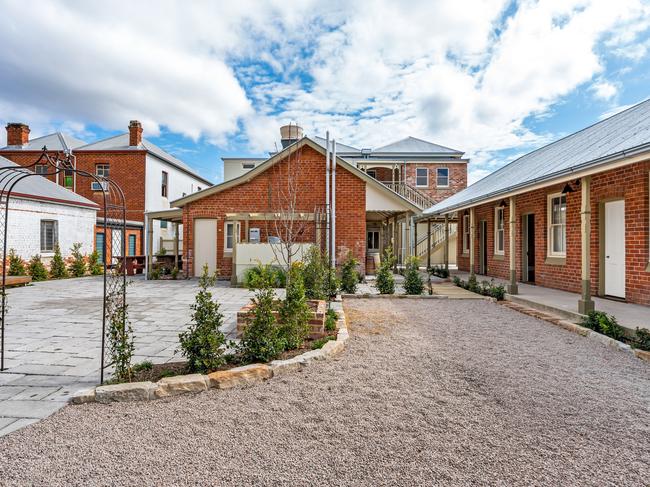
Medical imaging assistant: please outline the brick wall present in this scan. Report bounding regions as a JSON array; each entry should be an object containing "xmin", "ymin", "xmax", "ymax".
[
  {"xmin": 404, "ymin": 162, "xmax": 467, "ymax": 204},
  {"xmin": 182, "ymin": 145, "xmax": 366, "ymax": 278},
  {"xmin": 456, "ymin": 160, "xmax": 650, "ymax": 305}
]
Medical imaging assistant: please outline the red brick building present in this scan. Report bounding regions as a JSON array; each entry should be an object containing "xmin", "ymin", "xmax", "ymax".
[
  {"xmin": 1, "ymin": 121, "xmax": 211, "ymax": 264},
  {"xmin": 168, "ymin": 136, "xmax": 425, "ymax": 280},
  {"xmin": 426, "ymin": 100, "xmax": 650, "ymax": 308}
]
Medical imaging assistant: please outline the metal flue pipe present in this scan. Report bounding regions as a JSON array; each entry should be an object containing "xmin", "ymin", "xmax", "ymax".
[
  {"xmin": 325, "ymin": 131, "xmax": 330, "ymax": 255},
  {"xmin": 331, "ymin": 139, "xmax": 337, "ymax": 268}
]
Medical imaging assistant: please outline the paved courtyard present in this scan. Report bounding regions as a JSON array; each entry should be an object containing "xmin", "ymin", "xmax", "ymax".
[
  {"xmin": 0, "ymin": 276, "xmax": 254, "ymax": 437},
  {"xmin": 0, "ymin": 298, "xmax": 647, "ymax": 485}
]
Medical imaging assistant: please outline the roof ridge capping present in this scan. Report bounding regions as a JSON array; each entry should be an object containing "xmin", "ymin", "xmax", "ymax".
[{"xmin": 425, "ymin": 97, "xmax": 650, "ymax": 215}]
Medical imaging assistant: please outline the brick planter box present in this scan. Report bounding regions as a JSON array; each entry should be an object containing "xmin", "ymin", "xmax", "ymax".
[{"xmin": 237, "ymin": 299, "xmax": 327, "ymax": 339}]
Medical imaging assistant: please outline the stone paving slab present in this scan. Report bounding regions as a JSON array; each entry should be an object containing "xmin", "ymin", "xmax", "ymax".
[{"xmin": 0, "ymin": 276, "xmax": 254, "ymax": 437}]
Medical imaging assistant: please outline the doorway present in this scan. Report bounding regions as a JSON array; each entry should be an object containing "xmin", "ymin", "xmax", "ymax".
[
  {"xmin": 604, "ymin": 200, "xmax": 625, "ymax": 299},
  {"xmin": 194, "ymin": 219, "xmax": 217, "ymax": 276},
  {"xmin": 479, "ymin": 220, "xmax": 488, "ymax": 275},
  {"xmin": 522, "ymin": 214, "xmax": 535, "ymax": 283}
]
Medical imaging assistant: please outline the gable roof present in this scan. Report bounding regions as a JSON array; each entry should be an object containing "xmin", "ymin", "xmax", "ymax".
[
  {"xmin": 0, "ymin": 156, "xmax": 98, "ymax": 209},
  {"xmin": 312, "ymin": 136, "xmax": 362, "ymax": 154},
  {"xmin": 170, "ymin": 137, "xmax": 421, "ymax": 213},
  {"xmin": 1, "ymin": 132, "xmax": 86, "ymax": 152},
  {"xmin": 426, "ymin": 98, "xmax": 650, "ymax": 215},
  {"xmin": 76, "ymin": 133, "xmax": 212, "ymax": 185},
  {"xmin": 373, "ymin": 136, "xmax": 463, "ymax": 156}
]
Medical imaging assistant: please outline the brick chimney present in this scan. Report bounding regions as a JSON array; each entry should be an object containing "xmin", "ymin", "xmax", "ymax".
[
  {"xmin": 128, "ymin": 120, "xmax": 143, "ymax": 146},
  {"xmin": 6, "ymin": 123, "xmax": 30, "ymax": 146}
]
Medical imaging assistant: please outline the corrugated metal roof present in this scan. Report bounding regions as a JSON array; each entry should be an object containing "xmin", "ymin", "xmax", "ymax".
[
  {"xmin": 0, "ymin": 156, "xmax": 98, "ymax": 208},
  {"xmin": 0, "ymin": 132, "xmax": 86, "ymax": 152},
  {"xmin": 76, "ymin": 133, "xmax": 212, "ymax": 185},
  {"xmin": 373, "ymin": 136, "xmax": 463, "ymax": 156},
  {"xmin": 312, "ymin": 136, "xmax": 361, "ymax": 153},
  {"xmin": 426, "ymin": 98, "xmax": 650, "ymax": 215}
]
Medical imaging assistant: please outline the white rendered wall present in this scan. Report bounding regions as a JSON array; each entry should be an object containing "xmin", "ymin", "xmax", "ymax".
[
  {"xmin": 145, "ymin": 154, "xmax": 208, "ymax": 253},
  {"xmin": 223, "ymin": 160, "xmax": 259, "ymax": 182},
  {"xmin": 6, "ymin": 197, "xmax": 97, "ymax": 262}
]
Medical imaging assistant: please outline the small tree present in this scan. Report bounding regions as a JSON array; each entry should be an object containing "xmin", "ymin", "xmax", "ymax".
[
  {"xmin": 69, "ymin": 243, "xmax": 86, "ymax": 277},
  {"xmin": 238, "ymin": 275, "xmax": 284, "ymax": 363},
  {"xmin": 88, "ymin": 250, "xmax": 103, "ymax": 275},
  {"xmin": 27, "ymin": 255, "xmax": 48, "ymax": 281},
  {"xmin": 278, "ymin": 263, "xmax": 311, "ymax": 350},
  {"xmin": 106, "ymin": 281, "xmax": 134, "ymax": 382},
  {"xmin": 303, "ymin": 246, "xmax": 327, "ymax": 300},
  {"xmin": 403, "ymin": 256, "xmax": 424, "ymax": 295},
  {"xmin": 178, "ymin": 264, "xmax": 227, "ymax": 373},
  {"xmin": 375, "ymin": 246, "xmax": 396, "ymax": 295},
  {"xmin": 8, "ymin": 249, "xmax": 26, "ymax": 276},
  {"xmin": 340, "ymin": 252, "xmax": 360, "ymax": 294},
  {"xmin": 49, "ymin": 244, "xmax": 68, "ymax": 279}
]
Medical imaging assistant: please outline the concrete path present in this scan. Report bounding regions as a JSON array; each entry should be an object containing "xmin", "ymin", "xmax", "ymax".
[
  {"xmin": 0, "ymin": 276, "xmax": 254, "ymax": 437},
  {"xmin": 454, "ymin": 271, "xmax": 650, "ymax": 328}
]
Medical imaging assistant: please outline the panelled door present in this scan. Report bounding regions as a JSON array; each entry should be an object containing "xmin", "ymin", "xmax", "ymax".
[
  {"xmin": 194, "ymin": 219, "xmax": 217, "ymax": 276},
  {"xmin": 604, "ymin": 200, "xmax": 625, "ymax": 298}
]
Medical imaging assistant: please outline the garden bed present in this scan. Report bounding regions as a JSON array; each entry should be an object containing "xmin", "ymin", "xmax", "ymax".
[{"xmin": 237, "ymin": 299, "xmax": 327, "ymax": 339}]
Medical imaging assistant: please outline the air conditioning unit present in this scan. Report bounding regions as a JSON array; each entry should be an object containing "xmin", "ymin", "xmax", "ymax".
[{"xmin": 91, "ymin": 181, "xmax": 108, "ymax": 191}]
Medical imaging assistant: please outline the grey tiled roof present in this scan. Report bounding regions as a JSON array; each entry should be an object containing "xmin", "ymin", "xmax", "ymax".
[
  {"xmin": 1, "ymin": 132, "xmax": 86, "ymax": 152},
  {"xmin": 426, "ymin": 99, "xmax": 650, "ymax": 215},
  {"xmin": 0, "ymin": 156, "xmax": 98, "ymax": 208},
  {"xmin": 76, "ymin": 133, "xmax": 212, "ymax": 185}
]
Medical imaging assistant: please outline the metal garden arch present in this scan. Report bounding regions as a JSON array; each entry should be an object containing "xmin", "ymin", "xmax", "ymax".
[{"xmin": 0, "ymin": 148, "xmax": 127, "ymax": 383}]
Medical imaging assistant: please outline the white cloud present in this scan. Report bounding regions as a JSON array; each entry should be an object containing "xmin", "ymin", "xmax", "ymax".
[
  {"xmin": 1, "ymin": 0, "xmax": 649, "ymax": 182},
  {"xmin": 591, "ymin": 80, "xmax": 619, "ymax": 100}
]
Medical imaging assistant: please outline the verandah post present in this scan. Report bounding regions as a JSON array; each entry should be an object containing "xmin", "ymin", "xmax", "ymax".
[
  {"xmin": 578, "ymin": 176, "xmax": 595, "ymax": 314},
  {"xmin": 507, "ymin": 196, "xmax": 518, "ymax": 294}
]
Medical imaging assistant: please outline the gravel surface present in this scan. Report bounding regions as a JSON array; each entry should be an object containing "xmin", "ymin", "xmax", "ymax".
[{"xmin": 0, "ymin": 299, "xmax": 648, "ymax": 486}]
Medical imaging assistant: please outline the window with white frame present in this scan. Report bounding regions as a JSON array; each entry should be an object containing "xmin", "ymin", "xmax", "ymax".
[
  {"xmin": 224, "ymin": 221, "xmax": 241, "ymax": 252},
  {"xmin": 547, "ymin": 193, "xmax": 567, "ymax": 257},
  {"xmin": 462, "ymin": 213, "xmax": 470, "ymax": 254},
  {"xmin": 367, "ymin": 230, "xmax": 380, "ymax": 251},
  {"xmin": 436, "ymin": 167, "xmax": 449, "ymax": 187},
  {"xmin": 416, "ymin": 168, "xmax": 428, "ymax": 187},
  {"xmin": 96, "ymin": 164, "xmax": 110, "ymax": 179},
  {"xmin": 366, "ymin": 169, "xmax": 377, "ymax": 179},
  {"xmin": 161, "ymin": 171, "xmax": 168, "ymax": 198},
  {"xmin": 494, "ymin": 207, "xmax": 505, "ymax": 255},
  {"xmin": 35, "ymin": 164, "xmax": 48, "ymax": 175},
  {"xmin": 40, "ymin": 220, "xmax": 58, "ymax": 252}
]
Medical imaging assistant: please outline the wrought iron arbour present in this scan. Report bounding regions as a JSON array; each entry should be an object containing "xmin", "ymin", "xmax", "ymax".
[{"xmin": 0, "ymin": 148, "xmax": 127, "ymax": 383}]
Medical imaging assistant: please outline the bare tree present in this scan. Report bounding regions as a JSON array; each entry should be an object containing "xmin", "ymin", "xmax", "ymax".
[{"xmin": 265, "ymin": 132, "xmax": 311, "ymax": 282}]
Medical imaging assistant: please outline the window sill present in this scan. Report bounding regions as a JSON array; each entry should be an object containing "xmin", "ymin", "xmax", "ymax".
[
  {"xmin": 437, "ymin": 185, "xmax": 450, "ymax": 189},
  {"xmin": 545, "ymin": 256, "xmax": 566, "ymax": 266},
  {"xmin": 493, "ymin": 254, "xmax": 504, "ymax": 261}
]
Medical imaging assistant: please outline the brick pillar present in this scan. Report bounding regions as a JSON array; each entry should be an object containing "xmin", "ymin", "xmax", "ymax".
[
  {"xmin": 578, "ymin": 176, "xmax": 595, "ymax": 314},
  {"xmin": 507, "ymin": 196, "xmax": 518, "ymax": 294},
  {"xmin": 444, "ymin": 215, "xmax": 449, "ymax": 272}
]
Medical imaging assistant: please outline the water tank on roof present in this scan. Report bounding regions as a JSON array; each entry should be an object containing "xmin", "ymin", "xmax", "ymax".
[{"xmin": 280, "ymin": 124, "xmax": 303, "ymax": 148}]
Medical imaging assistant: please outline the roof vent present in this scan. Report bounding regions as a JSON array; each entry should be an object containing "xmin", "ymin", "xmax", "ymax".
[{"xmin": 280, "ymin": 124, "xmax": 303, "ymax": 149}]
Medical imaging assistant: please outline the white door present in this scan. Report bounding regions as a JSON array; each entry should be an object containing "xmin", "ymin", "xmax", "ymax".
[
  {"xmin": 604, "ymin": 200, "xmax": 625, "ymax": 298},
  {"xmin": 194, "ymin": 219, "xmax": 217, "ymax": 276}
]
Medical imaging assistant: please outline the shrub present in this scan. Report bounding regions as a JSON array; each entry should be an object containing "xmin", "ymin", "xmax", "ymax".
[
  {"xmin": 88, "ymin": 250, "xmax": 103, "ymax": 275},
  {"xmin": 325, "ymin": 308, "xmax": 337, "ymax": 332},
  {"xmin": 453, "ymin": 276, "xmax": 506, "ymax": 300},
  {"xmin": 171, "ymin": 266, "xmax": 179, "ymax": 280},
  {"xmin": 7, "ymin": 249, "xmax": 26, "ymax": 276},
  {"xmin": 238, "ymin": 281, "xmax": 284, "ymax": 363},
  {"xmin": 579, "ymin": 311, "xmax": 624, "ymax": 341},
  {"xmin": 340, "ymin": 252, "xmax": 360, "ymax": 294},
  {"xmin": 428, "ymin": 265, "xmax": 449, "ymax": 278},
  {"xmin": 375, "ymin": 247, "xmax": 396, "ymax": 295},
  {"xmin": 311, "ymin": 335, "xmax": 335, "ymax": 350},
  {"xmin": 49, "ymin": 244, "xmax": 68, "ymax": 279},
  {"xmin": 149, "ymin": 266, "xmax": 161, "ymax": 280},
  {"xmin": 132, "ymin": 360, "xmax": 153, "ymax": 373},
  {"xmin": 634, "ymin": 327, "xmax": 650, "ymax": 351},
  {"xmin": 303, "ymin": 246, "xmax": 328, "ymax": 299},
  {"xmin": 69, "ymin": 243, "xmax": 86, "ymax": 277},
  {"xmin": 178, "ymin": 265, "xmax": 227, "ymax": 373},
  {"xmin": 278, "ymin": 263, "xmax": 311, "ymax": 350},
  {"xmin": 403, "ymin": 256, "xmax": 424, "ymax": 295},
  {"xmin": 243, "ymin": 263, "xmax": 286, "ymax": 289},
  {"xmin": 106, "ymin": 281, "xmax": 134, "ymax": 382},
  {"xmin": 27, "ymin": 255, "xmax": 48, "ymax": 281}
]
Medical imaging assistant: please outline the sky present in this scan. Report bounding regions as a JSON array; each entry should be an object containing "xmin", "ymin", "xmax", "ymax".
[{"xmin": 1, "ymin": 0, "xmax": 650, "ymax": 185}]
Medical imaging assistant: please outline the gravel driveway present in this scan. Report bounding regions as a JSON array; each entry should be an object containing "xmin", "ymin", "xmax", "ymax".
[{"xmin": 0, "ymin": 299, "xmax": 648, "ymax": 486}]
